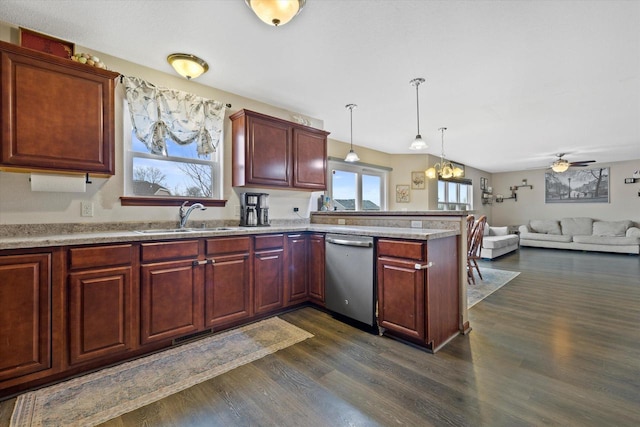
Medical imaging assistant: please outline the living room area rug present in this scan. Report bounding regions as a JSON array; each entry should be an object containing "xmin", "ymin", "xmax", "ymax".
[
  {"xmin": 10, "ymin": 317, "xmax": 313, "ymax": 427},
  {"xmin": 468, "ymin": 267, "xmax": 520, "ymax": 308}
]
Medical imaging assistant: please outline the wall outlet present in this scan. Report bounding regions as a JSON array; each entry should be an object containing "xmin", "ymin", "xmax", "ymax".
[
  {"xmin": 338, "ymin": 219, "xmax": 346, "ymax": 225},
  {"xmin": 293, "ymin": 207, "xmax": 299, "ymax": 212},
  {"xmin": 81, "ymin": 201, "xmax": 94, "ymax": 217},
  {"xmin": 411, "ymin": 220, "xmax": 422, "ymax": 228}
]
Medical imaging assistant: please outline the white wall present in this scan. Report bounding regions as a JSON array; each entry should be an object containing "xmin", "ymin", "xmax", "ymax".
[{"xmin": 489, "ymin": 159, "xmax": 640, "ymax": 226}]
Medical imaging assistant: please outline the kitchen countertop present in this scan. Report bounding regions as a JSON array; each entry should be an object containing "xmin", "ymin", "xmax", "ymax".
[{"xmin": 0, "ymin": 224, "xmax": 460, "ymax": 250}]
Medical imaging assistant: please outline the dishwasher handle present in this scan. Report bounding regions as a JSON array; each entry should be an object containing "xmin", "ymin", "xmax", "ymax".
[{"xmin": 326, "ymin": 237, "xmax": 373, "ymax": 248}]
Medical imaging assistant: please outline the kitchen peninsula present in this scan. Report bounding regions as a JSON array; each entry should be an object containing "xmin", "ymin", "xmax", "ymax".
[{"xmin": 0, "ymin": 210, "xmax": 467, "ymax": 399}]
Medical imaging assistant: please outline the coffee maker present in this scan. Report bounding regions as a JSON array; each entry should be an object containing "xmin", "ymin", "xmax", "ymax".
[{"xmin": 240, "ymin": 192, "xmax": 270, "ymax": 227}]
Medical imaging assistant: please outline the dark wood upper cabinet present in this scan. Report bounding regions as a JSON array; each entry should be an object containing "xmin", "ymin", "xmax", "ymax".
[
  {"xmin": 0, "ymin": 40, "xmax": 119, "ymax": 174},
  {"xmin": 230, "ymin": 109, "xmax": 329, "ymax": 190}
]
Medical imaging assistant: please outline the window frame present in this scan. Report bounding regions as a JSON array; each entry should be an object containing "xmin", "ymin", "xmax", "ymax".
[
  {"xmin": 327, "ymin": 158, "xmax": 389, "ymax": 211},
  {"xmin": 437, "ymin": 178, "xmax": 473, "ymax": 210},
  {"xmin": 120, "ymin": 101, "xmax": 226, "ymax": 207}
]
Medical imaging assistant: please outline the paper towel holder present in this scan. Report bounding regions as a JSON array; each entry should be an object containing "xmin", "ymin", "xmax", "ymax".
[{"xmin": 28, "ymin": 172, "xmax": 93, "ymax": 184}]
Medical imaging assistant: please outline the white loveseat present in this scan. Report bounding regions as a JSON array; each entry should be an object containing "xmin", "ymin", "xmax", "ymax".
[
  {"xmin": 480, "ymin": 225, "xmax": 520, "ymax": 259},
  {"xmin": 519, "ymin": 218, "xmax": 640, "ymax": 255}
]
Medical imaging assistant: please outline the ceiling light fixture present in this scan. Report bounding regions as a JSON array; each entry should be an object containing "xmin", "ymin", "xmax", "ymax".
[
  {"xmin": 426, "ymin": 127, "xmax": 464, "ymax": 179},
  {"xmin": 167, "ymin": 53, "xmax": 209, "ymax": 80},
  {"xmin": 245, "ymin": 0, "xmax": 306, "ymax": 27},
  {"xmin": 551, "ymin": 158, "xmax": 570, "ymax": 173},
  {"xmin": 344, "ymin": 103, "xmax": 360, "ymax": 162},
  {"xmin": 409, "ymin": 77, "xmax": 428, "ymax": 150}
]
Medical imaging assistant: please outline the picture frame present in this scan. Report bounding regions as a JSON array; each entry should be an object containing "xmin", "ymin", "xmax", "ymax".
[
  {"xmin": 545, "ymin": 167, "xmax": 609, "ymax": 203},
  {"xmin": 480, "ymin": 177, "xmax": 487, "ymax": 191},
  {"xmin": 396, "ymin": 185, "xmax": 410, "ymax": 203},
  {"xmin": 19, "ymin": 27, "xmax": 74, "ymax": 59},
  {"xmin": 411, "ymin": 171, "xmax": 426, "ymax": 189}
]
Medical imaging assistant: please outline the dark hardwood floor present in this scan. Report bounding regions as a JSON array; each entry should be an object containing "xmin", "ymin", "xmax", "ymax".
[{"xmin": 1, "ymin": 247, "xmax": 639, "ymax": 426}]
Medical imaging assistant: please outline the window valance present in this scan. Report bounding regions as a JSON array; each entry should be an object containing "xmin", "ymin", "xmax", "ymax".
[{"xmin": 122, "ymin": 76, "xmax": 226, "ymax": 157}]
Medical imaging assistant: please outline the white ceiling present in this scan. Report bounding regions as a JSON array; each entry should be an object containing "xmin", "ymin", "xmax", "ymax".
[{"xmin": 1, "ymin": 0, "xmax": 639, "ymax": 173}]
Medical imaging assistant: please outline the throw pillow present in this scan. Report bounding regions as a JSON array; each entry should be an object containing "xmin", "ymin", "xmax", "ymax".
[
  {"xmin": 530, "ymin": 219, "xmax": 562, "ymax": 235},
  {"xmin": 593, "ymin": 220, "xmax": 632, "ymax": 237}
]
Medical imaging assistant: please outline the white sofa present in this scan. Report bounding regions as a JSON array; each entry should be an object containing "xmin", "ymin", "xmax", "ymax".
[
  {"xmin": 519, "ymin": 218, "xmax": 640, "ymax": 255},
  {"xmin": 480, "ymin": 225, "xmax": 520, "ymax": 259}
]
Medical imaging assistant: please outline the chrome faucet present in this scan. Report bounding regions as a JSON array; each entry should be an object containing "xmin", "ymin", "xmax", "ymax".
[{"xmin": 179, "ymin": 201, "xmax": 207, "ymax": 228}]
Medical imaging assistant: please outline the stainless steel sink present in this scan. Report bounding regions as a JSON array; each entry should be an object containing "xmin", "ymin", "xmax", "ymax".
[{"xmin": 134, "ymin": 227, "xmax": 239, "ymax": 234}]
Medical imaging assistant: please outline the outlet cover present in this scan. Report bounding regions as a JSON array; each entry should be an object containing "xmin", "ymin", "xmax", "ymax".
[
  {"xmin": 81, "ymin": 201, "xmax": 94, "ymax": 217},
  {"xmin": 411, "ymin": 220, "xmax": 422, "ymax": 228},
  {"xmin": 338, "ymin": 219, "xmax": 346, "ymax": 225}
]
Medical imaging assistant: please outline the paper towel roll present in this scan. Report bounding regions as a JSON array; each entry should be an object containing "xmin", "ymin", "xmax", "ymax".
[{"xmin": 30, "ymin": 173, "xmax": 87, "ymax": 193}]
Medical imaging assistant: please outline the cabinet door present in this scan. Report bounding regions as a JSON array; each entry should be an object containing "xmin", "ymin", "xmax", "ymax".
[
  {"xmin": 307, "ymin": 233, "xmax": 325, "ymax": 304},
  {"xmin": 0, "ymin": 253, "xmax": 51, "ymax": 382},
  {"xmin": 0, "ymin": 41, "xmax": 118, "ymax": 174},
  {"xmin": 377, "ymin": 257, "xmax": 425, "ymax": 341},
  {"xmin": 285, "ymin": 234, "xmax": 308, "ymax": 305},
  {"xmin": 205, "ymin": 253, "xmax": 251, "ymax": 328},
  {"xmin": 140, "ymin": 260, "xmax": 203, "ymax": 344},
  {"xmin": 254, "ymin": 249, "xmax": 284, "ymax": 314},
  {"xmin": 292, "ymin": 128, "xmax": 327, "ymax": 190},
  {"xmin": 246, "ymin": 115, "xmax": 291, "ymax": 187},
  {"xmin": 68, "ymin": 266, "xmax": 133, "ymax": 365}
]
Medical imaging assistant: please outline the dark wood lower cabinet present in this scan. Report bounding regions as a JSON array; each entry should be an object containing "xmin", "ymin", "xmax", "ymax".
[
  {"xmin": 307, "ymin": 233, "xmax": 325, "ymax": 304},
  {"xmin": 68, "ymin": 266, "xmax": 133, "ymax": 365},
  {"xmin": 285, "ymin": 234, "xmax": 308, "ymax": 305},
  {"xmin": 0, "ymin": 253, "xmax": 52, "ymax": 382},
  {"xmin": 254, "ymin": 248, "xmax": 285, "ymax": 314},
  {"xmin": 140, "ymin": 259, "xmax": 203, "ymax": 345},
  {"xmin": 205, "ymin": 237, "xmax": 252, "ymax": 328},
  {"xmin": 377, "ymin": 236, "xmax": 460, "ymax": 352}
]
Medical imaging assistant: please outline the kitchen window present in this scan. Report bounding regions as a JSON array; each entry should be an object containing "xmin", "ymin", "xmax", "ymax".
[
  {"xmin": 120, "ymin": 76, "xmax": 226, "ymax": 206},
  {"xmin": 437, "ymin": 179, "xmax": 472, "ymax": 210},
  {"xmin": 327, "ymin": 158, "xmax": 389, "ymax": 211}
]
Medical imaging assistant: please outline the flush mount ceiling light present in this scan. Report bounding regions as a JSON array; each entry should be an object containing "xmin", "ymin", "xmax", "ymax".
[
  {"xmin": 167, "ymin": 53, "xmax": 209, "ymax": 80},
  {"xmin": 344, "ymin": 103, "xmax": 360, "ymax": 163},
  {"xmin": 245, "ymin": 0, "xmax": 306, "ymax": 26},
  {"xmin": 409, "ymin": 77, "xmax": 428, "ymax": 150},
  {"xmin": 426, "ymin": 127, "xmax": 464, "ymax": 179}
]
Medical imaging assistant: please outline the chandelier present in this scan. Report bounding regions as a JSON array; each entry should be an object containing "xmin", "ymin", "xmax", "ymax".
[{"xmin": 426, "ymin": 127, "xmax": 464, "ymax": 179}]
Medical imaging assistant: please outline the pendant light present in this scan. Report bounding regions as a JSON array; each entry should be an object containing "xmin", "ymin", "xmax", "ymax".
[
  {"xmin": 426, "ymin": 127, "xmax": 464, "ymax": 179},
  {"xmin": 167, "ymin": 53, "xmax": 209, "ymax": 80},
  {"xmin": 409, "ymin": 77, "xmax": 428, "ymax": 150},
  {"xmin": 344, "ymin": 104, "xmax": 360, "ymax": 162},
  {"xmin": 245, "ymin": 0, "xmax": 306, "ymax": 27}
]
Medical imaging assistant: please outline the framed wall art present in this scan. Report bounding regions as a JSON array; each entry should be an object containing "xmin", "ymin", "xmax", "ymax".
[
  {"xmin": 545, "ymin": 167, "xmax": 609, "ymax": 203},
  {"xmin": 411, "ymin": 171, "xmax": 426, "ymax": 189},
  {"xmin": 396, "ymin": 185, "xmax": 410, "ymax": 203},
  {"xmin": 19, "ymin": 27, "xmax": 74, "ymax": 59}
]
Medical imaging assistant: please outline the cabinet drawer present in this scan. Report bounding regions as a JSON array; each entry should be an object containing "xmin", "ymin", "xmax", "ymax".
[
  {"xmin": 254, "ymin": 234, "xmax": 284, "ymax": 250},
  {"xmin": 377, "ymin": 239, "xmax": 425, "ymax": 261},
  {"xmin": 69, "ymin": 244, "xmax": 133, "ymax": 270},
  {"xmin": 141, "ymin": 240, "xmax": 199, "ymax": 263},
  {"xmin": 206, "ymin": 237, "xmax": 251, "ymax": 256}
]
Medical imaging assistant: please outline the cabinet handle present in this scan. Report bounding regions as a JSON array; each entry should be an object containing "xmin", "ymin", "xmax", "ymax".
[
  {"xmin": 414, "ymin": 262, "xmax": 433, "ymax": 270},
  {"xmin": 192, "ymin": 260, "xmax": 208, "ymax": 266}
]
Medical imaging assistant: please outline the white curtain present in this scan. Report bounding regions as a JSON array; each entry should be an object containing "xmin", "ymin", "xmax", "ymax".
[{"xmin": 122, "ymin": 76, "xmax": 226, "ymax": 157}]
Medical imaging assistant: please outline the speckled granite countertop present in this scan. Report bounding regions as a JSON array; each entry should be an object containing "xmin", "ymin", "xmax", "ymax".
[{"xmin": 0, "ymin": 224, "xmax": 459, "ymax": 250}]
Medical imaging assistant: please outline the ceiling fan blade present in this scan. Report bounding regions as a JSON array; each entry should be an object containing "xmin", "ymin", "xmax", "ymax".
[{"xmin": 569, "ymin": 160, "xmax": 596, "ymax": 166}]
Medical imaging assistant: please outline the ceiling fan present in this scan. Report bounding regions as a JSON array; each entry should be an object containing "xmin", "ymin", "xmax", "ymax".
[{"xmin": 550, "ymin": 153, "xmax": 595, "ymax": 173}]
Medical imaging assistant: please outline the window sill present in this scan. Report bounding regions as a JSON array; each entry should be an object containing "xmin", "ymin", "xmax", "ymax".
[{"xmin": 120, "ymin": 196, "xmax": 227, "ymax": 207}]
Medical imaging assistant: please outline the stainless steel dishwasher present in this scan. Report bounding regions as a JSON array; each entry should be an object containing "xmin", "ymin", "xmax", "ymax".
[{"xmin": 325, "ymin": 233, "xmax": 375, "ymax": 326}]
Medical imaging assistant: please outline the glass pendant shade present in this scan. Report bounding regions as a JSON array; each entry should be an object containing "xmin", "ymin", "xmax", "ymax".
[
  {"xmin": 551, "ymin": 159, "xmax": 570, "ymax": 173},
  {"xmin": 245, "ymin": 0, "xmax": 306, "ymax": 26},
  {"xmin": 409, "ymin": 135, "xmax": 428, "ymax": 150},
  {"xmin": 167, "ymin": 54, "xmax": 209, "ymax": 80},
  {"xmin": 425, "ymin": 167, "xmax": 437, "ymax": 179},
  {"xmin": 345, "ymin": 150, "xmax": 360, "ymax": 162},
  {"xmin": 344, "ymin": 103, "xmax": 359, "ymax": 162}
]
